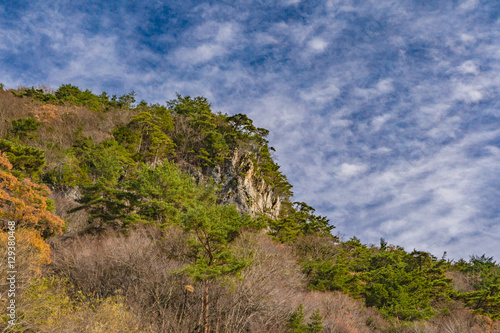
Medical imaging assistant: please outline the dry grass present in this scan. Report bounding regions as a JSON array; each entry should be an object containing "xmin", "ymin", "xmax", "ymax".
[{"xmin": 3, "ymin": 276, "xmax": 150, "ymax": 333}]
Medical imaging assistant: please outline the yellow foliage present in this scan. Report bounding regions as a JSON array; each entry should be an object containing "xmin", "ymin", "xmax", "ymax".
[
  {"xmin": 0, "ymin": 229, "xmax": 50, "ymax": 274},
  {"xmin": 0, "ymin": 151, "xmax": 65, "ymax": 236},
  {"xmin": 4, "ymin": 277, "xmax": 150, "ymax": 332},
  {"xmin": 0, "ymin": 151, "xmax": 12, "ymax": 171}
]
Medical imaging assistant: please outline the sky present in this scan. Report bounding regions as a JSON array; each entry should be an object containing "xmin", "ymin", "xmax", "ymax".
[{"xmin": 1, "ymin": 0, "xmax": 499, "ymax": 261}]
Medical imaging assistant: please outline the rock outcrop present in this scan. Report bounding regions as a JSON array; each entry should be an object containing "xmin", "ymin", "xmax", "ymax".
[{"xmin": 183, "ymin": 150, "xmax": 281, "ymax": 219}]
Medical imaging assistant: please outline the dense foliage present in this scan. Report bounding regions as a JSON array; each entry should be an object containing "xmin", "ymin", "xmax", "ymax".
[
  {"xmin": 297, "ymin": 237, "xmax": 453, "ymax": 321},
  {"xmin": 454, "ymin": 255, "xmax": 500, "ymax": 320}
]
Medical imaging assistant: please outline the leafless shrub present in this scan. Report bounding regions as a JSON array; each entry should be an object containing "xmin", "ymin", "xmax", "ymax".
[
  {"xmin": 8, "ymin": 277, "xmax": 151, "ymax": 333},
  {"xmin": 0, "ymin": 91, "xmax": 32, "ymax": 138},
  {"xmin": 51, "ymin": 227, "xmax": 176, "ymax": 297},
  {"xmin": 49, "ymin": 190, "xmax": 88, "ymax": 236},
  {"xmin": 209, "ymin": 232, "xmax": 307, "ymax": 332},
  {"xmin": 298, "ymin": 291, "xmax": 386, "ymax": 333},
  {"xmin": 446, "ymin": 271, "xmax": 479, "ymax": 293},
  {"xmin": 159, "ymin": 225, "xmax": 194, "ymax": 261},
  {"xmin": 48, "ymin": 226, "xmax": 199, "ymax": 331},
  {"xmin": 411, "ymin": 301, "xmax": 500, "ymax": 333},
  {"xmin": 292, "ymin": 233, "xmax": 340, "ymax": 261}
]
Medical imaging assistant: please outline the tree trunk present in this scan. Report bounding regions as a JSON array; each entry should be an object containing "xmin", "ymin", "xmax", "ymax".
[
  {"xmin": 154, "ymin": 145, "xmax": 159, "ymax": 167},
  {"xmin": 137, "ymin": 127, "xmax": 144, "ymax": 153},
  {"xmin": 204, "ymin": 279, "xmax": 210, "ymax": 333},
  {"xmin": 198, "ymin": 286, "xmax": 204, "ymax": 331}
]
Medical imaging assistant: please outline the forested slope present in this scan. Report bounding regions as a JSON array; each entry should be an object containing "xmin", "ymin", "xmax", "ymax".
[{"xmin": 0, "ymin": 84, "xmax": 499, "ymax": 332}]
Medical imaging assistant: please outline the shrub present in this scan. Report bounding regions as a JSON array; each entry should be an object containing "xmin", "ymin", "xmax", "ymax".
[
  {"xmin": 0, "ymin": 151, "xmax": 65, "ymax": 237},
  {"xmin": 11, "ymin": 117, "xmax": 41, "ymax": 139},
  {"xmin": 2, "ymin": 276, "xmax": 148, "ymax": 332}
]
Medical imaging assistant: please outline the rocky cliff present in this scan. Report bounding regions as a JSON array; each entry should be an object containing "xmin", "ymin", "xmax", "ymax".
[{"xmin": 183, "ymin": 150, "xmax": 282, "ymax": 219}]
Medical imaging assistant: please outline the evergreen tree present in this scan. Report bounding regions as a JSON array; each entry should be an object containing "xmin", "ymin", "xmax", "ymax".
[
  {"xmin": 269, "ymin": 202, "xmax": 333, "ymax": 242},
  {"xmin": 131, "ymin": 104, "xmax": 175, "ymax": 165},
  {"xmin": 11, "ymin": 117, "xmax": 41, "ymax": 139},
  {"xmin": 0, "ymin": 139, "xmax": 45, "ymax": 179},
  {"xmin": 306, "ymin": 309, "xmax": 323, "ymax": 333},
  {"xmin": 286, "ymin": 304, "xmax": 306, "ymax": 332},
  {"xmin": 183, "ymin": 203, "xmax": 251, "ymax": 333},
  {"xmin": 458, "ymin": 255, "xmax": 500, "ymax": 319}
]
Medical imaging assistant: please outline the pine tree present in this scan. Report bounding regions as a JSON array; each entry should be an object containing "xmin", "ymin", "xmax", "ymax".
[
  {"xmin": 11, "ymin": 117, "xmax": 41, "ymax": 139},
  {"xmin": 306, "ymin": 309, "xmax": 323, "ymax": 333},
  {"xmin": 131, "ymin": 104, "xmax": 175, "ymax": 165},
  {"xmin": 183, "ymin": 203, "xmax": 250, "ymax": 333},
  {"xmin": 286, "ymin": 304, "xmax": 306, "ymax": 332},
  {"xmin": 0, "ymin": 139, "xmax": 46, "ymax": 179}
]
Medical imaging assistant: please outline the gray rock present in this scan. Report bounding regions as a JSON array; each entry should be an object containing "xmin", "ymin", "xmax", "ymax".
[{"xmin": 182, "ymin": 150, "xmax": 281, "ymax": 219}]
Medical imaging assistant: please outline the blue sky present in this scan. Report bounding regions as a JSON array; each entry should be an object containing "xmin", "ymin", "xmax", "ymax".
[{"xmin": 1, "ymin": 0, "xmax": 499, "ymax": 260}]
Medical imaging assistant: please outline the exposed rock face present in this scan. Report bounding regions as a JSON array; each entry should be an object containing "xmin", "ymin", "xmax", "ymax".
[
  {"xmin": 183, "ymin": 150, "xmax": 281, "ymax": 219},
  {"xmin": 50, "ymin": 186, "xmax": 82, "ymax": 201}
]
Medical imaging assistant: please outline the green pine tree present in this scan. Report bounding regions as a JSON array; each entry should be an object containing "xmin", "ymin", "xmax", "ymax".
[
  {"xmin": 286, "ymin": 304, "xmax": 306, "ymax": 332},
  {"xmin": 183, "ymin": 203, "xmax": 251, "ymax": 333},
  {"xmin": 306, "ymin": 309, "xmax": 323, "ymax": 333}
]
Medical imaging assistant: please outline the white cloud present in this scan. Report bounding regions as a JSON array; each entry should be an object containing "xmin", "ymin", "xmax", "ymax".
[
  {"xmin": 453, "ymin": 82, "xmax": 484, "ymax": 102},
  {"xmin": 273, "ymin": 21, "xmax": 311, "ymax": 45},
  {"xmin": 355, "ymin": 79, "xmax": 394, "ymax": 98},
  {"xmin": 330, "ymin": 118, "xmax": 352, "ymax": 127},
  {"xmin": 373, "ymin": 147, "xmax": 392, "ymax": 154},
  {"xmin": 173, "ymin": 44, "xmax": 228, "ymax": 65},
  {"xmin": 457, "ymin": 60, "xmax": 479, "ymax": 75},
  {"xmin": 338, "ymin": 163, "xmax": 368, "ymax": 178},
  {"xmin": 171, "ymin": 22, "xmax": 240, "ymax": 66},
  {"xmin": 283, "ymin": 0, "xmax": 302, "ymax": 5},
  {"xmin": 254, "ymin": 32, "xmax": 278, "ymax": 45},
  {"xmin": 460, "ymin": 33, "xmax": 476, "ymax": 44},
  {"xmin": 300, "ymin": 79, "xmax": 340, "ymax": 104},
  {"xmin": 308, "ymin": 37, "xmax": 329, "ymax": 52},
  {"xmin": 416, "ymin": 103, "xmax": 451, "ymax": 129},
  {"xmin": 426, "ymin": 116, "xmax": 461, "ymax": 139},
  {"xmin": 459, "ymin": 0, "xmax": 479, "ymax": 11},
  {"xmin": 371, "ymin": 114, "xmax": 391, "ymax": 132},
  {"xmin": 376, "ymin": 79, "xmax": 394, "ymax": 93}
]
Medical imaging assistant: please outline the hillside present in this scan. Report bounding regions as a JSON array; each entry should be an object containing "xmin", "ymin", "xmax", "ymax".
[{"xmin": 0, "ymin": 84, "xmax": 499, "ymax": 332}]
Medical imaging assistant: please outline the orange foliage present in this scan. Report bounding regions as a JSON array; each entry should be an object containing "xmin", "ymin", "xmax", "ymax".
[
  {"xmin": 0, "ymin": 229, "xmax": 50, "ymax": 273},
  {"xmin": 0, "ymin": 151, "xmax": 65, "ymax": 236},
  {"xmin": 334, "ymin": 311, "xmax": 360, "ymax": 333},
  {"xmin": 32, "ymin": 104, "xmax": 61, "ymax": 123},
  {"xmin": 0, "ymin": 152, "xmax": 12, "ymax": 170},
  {"xmin": 473, "ymin": 316, "xmax": 496, "ymax": 333}
]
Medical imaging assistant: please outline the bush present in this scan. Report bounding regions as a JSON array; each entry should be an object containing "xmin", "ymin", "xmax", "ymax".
[
  {"xmin": 49, "ymin": 227, "xmax": 194, "ymax": 330},
  {"xmin": 11, "ymin": 117, "xmax": 40, "ymax": 139},
  {"xmin": 1, "ymin": 276, "xmax": 148, "ymax": 332}
]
